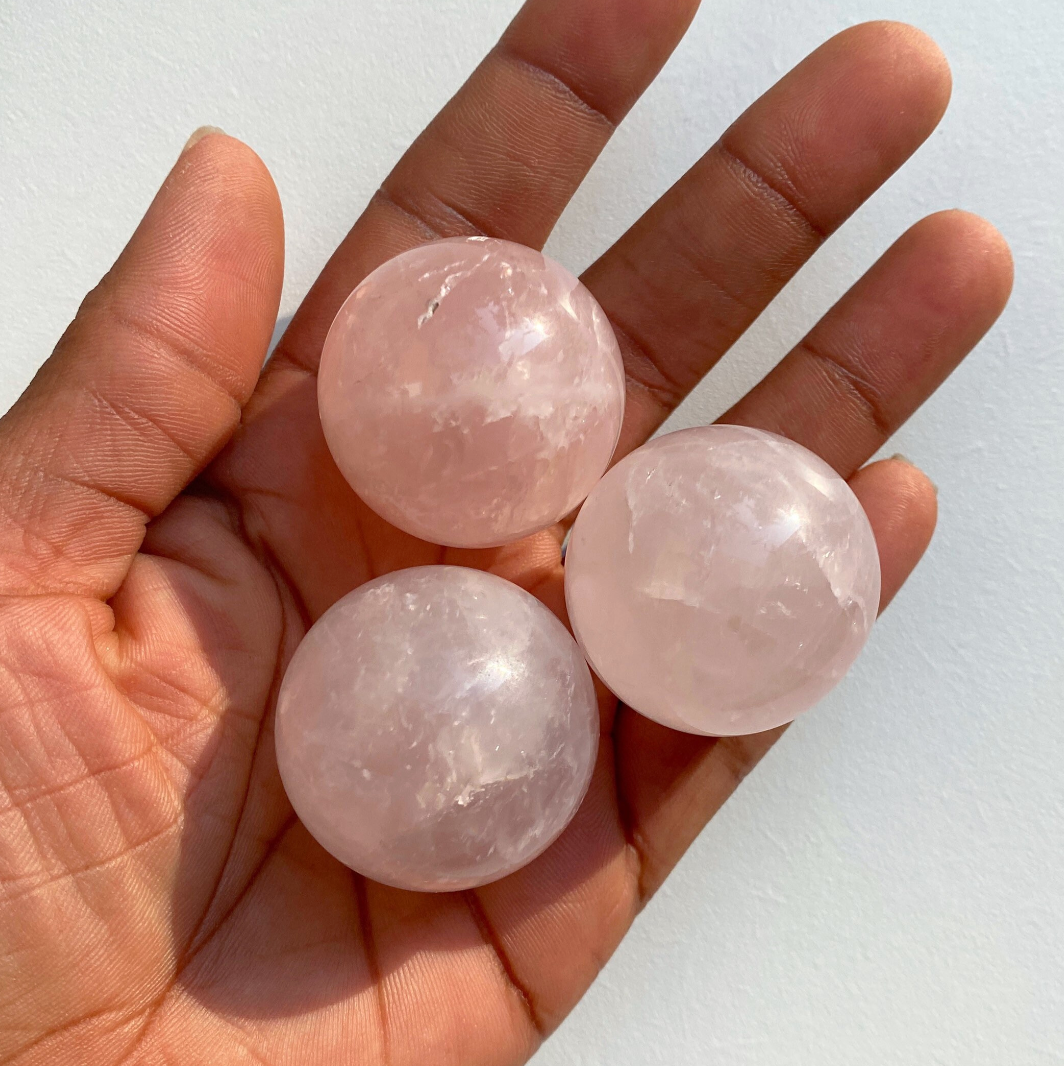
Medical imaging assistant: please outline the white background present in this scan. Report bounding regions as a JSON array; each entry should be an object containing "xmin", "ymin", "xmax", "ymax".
[{"xmin": 2, "ymin": 0, "xmax": 1062, "ymax": 1062}]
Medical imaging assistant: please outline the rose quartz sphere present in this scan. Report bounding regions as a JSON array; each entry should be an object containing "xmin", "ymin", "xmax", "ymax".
[
  {"xmin": 275, "ymin": 566, "xmax": 599, "ymax": 891},
  {"xmin": 318, "ymin": 237, "xmax": 625, "ymax": 548},
  {"xmin": 564, "ymin": 426, "xmax": 882, "ymax": 736}
]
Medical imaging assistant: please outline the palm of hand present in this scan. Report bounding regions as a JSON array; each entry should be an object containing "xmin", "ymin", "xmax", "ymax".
[{"xmin": 1, "ymin": 5, "xmax": 1011, "ymax": 1065}]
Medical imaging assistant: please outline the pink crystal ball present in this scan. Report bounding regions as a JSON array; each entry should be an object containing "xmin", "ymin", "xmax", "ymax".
[
  {"xmin": 564, "ymin": 425, "xmax": 882, "ymax": 736},
  {"xmin": 318, "ymin": 237, "xmax": 626, "ymax": 548},
  {"xmin": 275, "ymin": 566, "xmax": 599, "ymax": 891}
]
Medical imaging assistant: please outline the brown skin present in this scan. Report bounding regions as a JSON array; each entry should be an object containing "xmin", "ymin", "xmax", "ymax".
[{"xmin": 0, "ymin": 3, "xmax": 1012, "ymax": 1063}]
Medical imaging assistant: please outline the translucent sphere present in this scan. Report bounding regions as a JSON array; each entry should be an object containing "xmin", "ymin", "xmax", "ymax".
[
  {"xmin": 318, "ymin": 237, "xmax": 626, "ymax": 547},
  {"xmin": 564, "ymin": 426, "xmax": 881, "ymax": 736},
  {"xmin": 275, "ymin": 566, "xmax": 599, "ymax": 891}
]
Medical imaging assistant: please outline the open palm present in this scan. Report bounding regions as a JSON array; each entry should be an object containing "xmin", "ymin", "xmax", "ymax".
[{"xmin": 1, "ymin": 3, "xmax": 1012, "ymax": 1063}]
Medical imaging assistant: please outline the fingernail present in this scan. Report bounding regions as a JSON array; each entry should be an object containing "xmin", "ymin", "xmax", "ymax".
[
  {"xmin": 890, "ymin": 453, "xmax": 937, "ymax": 495},
  {"xmin": 181, "ymin": 126, "xmax": 226, "ymax": 156}
]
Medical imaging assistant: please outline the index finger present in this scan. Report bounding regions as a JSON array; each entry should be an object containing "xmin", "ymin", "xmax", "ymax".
[{"xmin": 274, "ymin": 0, "xmax": 701, "ymax": 373}]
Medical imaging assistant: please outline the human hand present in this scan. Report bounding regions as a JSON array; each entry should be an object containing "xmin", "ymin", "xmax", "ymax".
[{"xmin": 0, "ymin": 2, "xmax": 1012, "ymax": 1063}]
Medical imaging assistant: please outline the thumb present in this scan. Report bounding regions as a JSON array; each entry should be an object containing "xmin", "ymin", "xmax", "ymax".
[{"xmin": 0, "ymin": 129, "xmax": 284, "ymax": 600}]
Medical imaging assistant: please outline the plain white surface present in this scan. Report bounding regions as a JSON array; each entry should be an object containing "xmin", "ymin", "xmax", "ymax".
[{"xmin": 2, "ymin": 0, "xmax": 1062, "ymax": 1062}]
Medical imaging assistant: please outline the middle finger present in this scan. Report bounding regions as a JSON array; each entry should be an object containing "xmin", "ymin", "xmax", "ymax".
[{"xmin": 583, "ymin": 21, "xmax": 953, "ymax": 458}]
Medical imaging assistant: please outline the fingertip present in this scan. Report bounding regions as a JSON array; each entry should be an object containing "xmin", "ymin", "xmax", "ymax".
[
  {"xmin": 850, "ymin": 457, "xmax": 938, "ymax": 612},
  {"xmin": 173, "ymin": 129, "xmax": 284, "ymax": 253},
  {"xmin": 810, "ymin": 20, "xmax": 952, "ymax": 151},
  {"xmin": 900, "ymin": 210, "xmax": 1015, "ymax": 330},
  {"xmin": 933, "ymin": 209, "xmax": 1015, "ymax": 304},
  {"xmin": 838, "ymin": 20, "xmax": 952, "ymax": 112}
]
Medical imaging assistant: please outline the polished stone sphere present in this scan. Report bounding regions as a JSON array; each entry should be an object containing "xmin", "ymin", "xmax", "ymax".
[
  {"xmin": 318, "ymin": 237, "xmax": 626, "ymax": 547},
  {"xmin": 564, "ymin": 425, "xmax": 882, "ymax": 736},
  {"xmin": 275, "ymin": 566, "xmax": 599, "ymax": 891}
]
